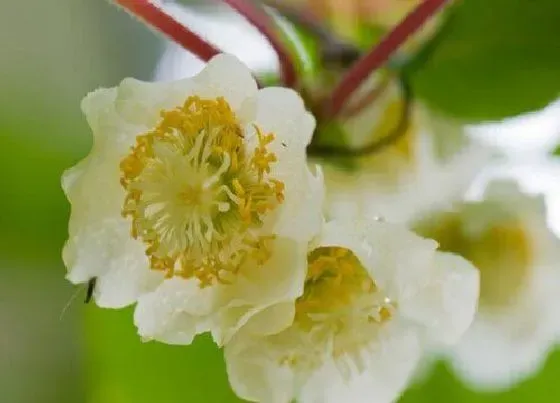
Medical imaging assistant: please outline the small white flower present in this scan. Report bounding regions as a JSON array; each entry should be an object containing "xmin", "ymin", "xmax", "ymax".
[
  {"xmin": 62, "ymin": 54, "xmax": 324, "ymax": 345},
  {"xmin": 225, "ymin": 219, "xmax": 479, "ymax": 403},
  {"xmin": 416, "ymin": 180, "xmax": 560, "ymax": 389},
  {"xmin": 320, "ymin": 79, "xmax": 492, "ymax": 224}
]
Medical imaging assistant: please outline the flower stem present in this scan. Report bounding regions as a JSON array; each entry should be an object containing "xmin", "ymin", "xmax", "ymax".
[
  {"xmin": 323, "ymin": 0, "xmax": 450, "ymax": 116},
  {"xmin": 114, "ymin": 0, "xmax": 220, "ymax": 62},
  {"xmin": 222, "ymin": 0, "xmax": 297, "ymax": 87}
]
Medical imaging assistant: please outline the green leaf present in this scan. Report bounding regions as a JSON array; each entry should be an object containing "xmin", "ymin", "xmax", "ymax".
[
  {"xmin": 85, "ymin": 307, "xmax": 244, "ymax": 403},
  {"xmin": 405, "ymin": 0, "xmax": 560, "ymax": 121}
]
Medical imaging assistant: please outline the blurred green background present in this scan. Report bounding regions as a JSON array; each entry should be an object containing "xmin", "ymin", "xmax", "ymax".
[{"xmin": 2, "ymin": 1, "xmax": 560, "ymax": 402}]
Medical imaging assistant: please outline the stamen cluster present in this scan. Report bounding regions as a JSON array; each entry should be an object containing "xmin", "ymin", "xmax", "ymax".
[{"xmin": 120, "ymin": 96, "xmax": 284, "ymax": 286}]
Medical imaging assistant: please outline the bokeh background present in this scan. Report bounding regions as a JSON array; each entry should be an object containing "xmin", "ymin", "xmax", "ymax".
[{"xmin": 2, "ymin": 1, "xmax": 560, "ymax": 402}]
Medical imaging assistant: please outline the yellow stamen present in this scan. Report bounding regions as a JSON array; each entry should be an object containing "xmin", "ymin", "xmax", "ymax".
[
  {"xmin": 120, "ymin": 96, "xmax": 285, "ymax": 287},
  {"xmin": 415, "ymin": 212, "xmax": 533, "ymax": 308},
  {"xmin": 295, "ymin": 247, "xmax": 394, "ymax": 331}
]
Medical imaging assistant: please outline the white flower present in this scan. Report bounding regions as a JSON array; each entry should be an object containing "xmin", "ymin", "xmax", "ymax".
[
  {"xmin": 224, "ymin": 218, "xmax": 479, "ymax": 403},
  {"xmin": 416, "ymin": 180, "xmax": 560, "ymax": 389},
  {"xmin": 62, "ymin": 54, "xmax": 324, "ymax": 345},
  {"xmin": 319, "ymin": 78, "xmax": 493, "ymax": 225}
]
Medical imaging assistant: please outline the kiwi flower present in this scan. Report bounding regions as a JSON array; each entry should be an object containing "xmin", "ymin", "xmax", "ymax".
[
  {"xmin": 225, "ymin": 218, "xmax": 479, "ymax": 402},
  {"xmin": 417, "ymin": 181, "xmax": 560, "ymax": 389},
  {"xmin": 62, "ymin": 54, "xmax": 324, "ymax": 345}
]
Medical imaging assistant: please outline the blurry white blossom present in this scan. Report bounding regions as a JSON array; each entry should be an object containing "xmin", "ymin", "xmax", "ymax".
[
  {"xmin": 62, "ymin": 54, "xmax": 324, "ymax": 345},
  {"xmin": 321, "ymin": 78, "xmax": 493, "ymax": 225},
  {"xmin": 225, "ymin": 218, "xmax": 479, "ymax": 403},
  {"xmin": 415, "ymin": 180, "xmax": 560, "ymax": 389}
]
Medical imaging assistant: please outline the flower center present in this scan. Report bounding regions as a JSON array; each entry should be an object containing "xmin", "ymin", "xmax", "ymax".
[
  {"xmin": 415, "ymin": 213, "xmax": 533, "ymax": 308},
  {"xmin": 120, "ymin": 96, "xmax": 284, "ymax": 286},
  {"xmin": 470, "ymin": 223, "xmax": 532, "ymax": 308},
  {"xmin": 295, "ymin": 247, "xmax": 394, "ymax": 332}
]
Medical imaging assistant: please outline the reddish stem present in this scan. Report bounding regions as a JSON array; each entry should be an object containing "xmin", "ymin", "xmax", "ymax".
[
  {"xmin": 115, "ymin": 0, "xmax": 220, "ymax": 62},
  {"xmin": 323, "ymin": 0, "xmax": 450, "ymax": 116},
  {"xmin": 222, "ymin": 0, "xmax": 297, "ymax": 87}
]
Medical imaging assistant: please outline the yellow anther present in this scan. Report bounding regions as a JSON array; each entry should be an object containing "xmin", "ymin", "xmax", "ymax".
[
  {"xmin": 231, "ymin": 151, "xmax": 239, "ymax": 171},
  {"xmin": 270, "ymin": 180, "xmax": 285, "ymax": 203},
  {"xmin": 255, "ymin": 200, "xmax": 274, "ymax": 215},
  {"xmin": 239, "ymin": 195, "xmax": 253, "ymax": 223},
  {"xmin": 254, "ymin": 125, "xmax": 275, "ymax": 147},
  {"xmin": 379, "ymin": 306, "xmax": 393, "ymax": 322},
  {"xmin": 295, "ymin": 247, "xmax": 394, "ymax": 331},
  {"xmin": 252, "ymin": 148, "xmax": 277, "ymax": 180},
  {"xmin": 120, "ymin": 96, "xmax": 286, "ymax": 287},
  {"xmin": 159, "ymin": 109, "xmax": 185, "ymax": 132},
  {"xmin": 232, "ymin": 179, "xmax": 245, "ymax": 197}
]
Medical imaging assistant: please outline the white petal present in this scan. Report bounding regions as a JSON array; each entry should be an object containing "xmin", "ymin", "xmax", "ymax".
[
  {"xmin": 79, "ymin": 86, "xmax": 147, "ymax": 153},
  {"xmin": 193, "ymin": 53, "xmax": 258, "ymax": 111},
  {"xmin": 236, "ymin": 302, "xmax": 296, "ymax": 338},
  {"xmin": 113, "ymin": 77, "xmax": 196, "ymax": 127},
  {"xmin": 63, "ymin": 88, "xmax": 160, "ymax": 307},
  {"xmin": 210, "ymin": 237, "xmax": 307, "ymax": 345},
  {"xmin": 94, "ymin": 256, "xmax": 164, "ymax": 309},
  {"xmin": 387, "ymin": 142, "xmax": 492, "ymax": 225},
  {"xmin": 430, "ymin": 178, "xmax": 560, "ymax": 388},
  {"xmin": 320, "ymin": 219, "xmax": 438, "ymax": 301},
  {"xmin": 271, "ymin": 166, "xmax": 325, "ymax": 242},
  {"xmin": 244, "ymin": 87, "xmax": 315, "ymax": 178},
  {"xmin": 447, "ymin": 257, "xmax": 560, "ymax": 389},
  {"xmin": 364, "ymin": 221, "xmax": 439, "ymax": 301},
  {"xmin": 449, "ymin": 309, "xmax": 554, "ymax": 390},
  {"xmin": 64, "ymin": 215, "xmax": 163, "ymax": 308},
  {"xmin": 115, "ymin": 55, "xmax": 258, "ymax": 126},
  {"xmin": 66, "ymin": 237, "xmax": 160, "ymax": 309},
  {"xmin": 401, "ymin": 252, "xmax": 479, "ymax": 345},
  {"xmin": 225, "ymin": 338, "xmax": 297, "ymax": 403},
  {"xmin": 310, "ymin": 218, "xmax": 445, "ymax": 310},
  {"xmin": 300, "ymin": 320, "xmax": 422, "ymax": 403},
  {"xmin": 250, "ymin": 86, "xmax": 315, "ymax": 149},
  {"xmin": 313, "ymin": 219, "xmax": 374, "ymax": 269},
  {"xmin": 241, "ymin": 86, "xmax": 320, "ymax": 242},
  {"xmin": 80, "ymin": 56, "xmax": 256, "ymax": 152},
  {"xmin": 134, "ymin": 277, "xmax": 216, "ymax": 345}
]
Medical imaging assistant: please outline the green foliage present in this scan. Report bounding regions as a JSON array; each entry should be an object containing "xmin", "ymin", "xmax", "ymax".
[
  {"xmin": 85, "ymin": 308, "xmax": 244, "ymax": 403},
  {"xmin": 402, "ymin": 354, "xmax": 560, "ymax": 403},
  {"xmin": 406, "ymin": 0, "xmax": 560, "ymax": 121}
]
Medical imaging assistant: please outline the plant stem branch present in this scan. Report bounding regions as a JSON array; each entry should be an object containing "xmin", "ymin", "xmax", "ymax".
[
  {"xmin": 222, "ymin": 0, "xmax": 297, "ymax": 87},
  {"xmin": 323, "ymin": 0, "xmax": 450, "ymax": 116},
  {"xmin": 114, "ymin": 0, "xmax": 220, "ymax": 62}
]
